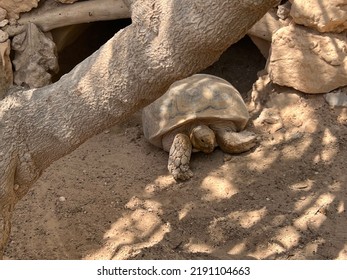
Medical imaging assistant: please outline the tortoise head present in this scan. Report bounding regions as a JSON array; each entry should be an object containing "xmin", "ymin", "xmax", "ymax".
[{"xmin": 190, "ymin": 124, "xmax": 216, "ymax": 153}]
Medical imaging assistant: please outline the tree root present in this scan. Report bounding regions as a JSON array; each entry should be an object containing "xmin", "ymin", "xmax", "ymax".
[{"xmin": 6, "ymin": 0, "xmax": 130, "ymax": 36}]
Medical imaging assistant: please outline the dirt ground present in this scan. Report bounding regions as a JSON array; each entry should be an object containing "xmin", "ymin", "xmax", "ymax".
[{"xmin": 4, "ymin": 36, "xmax": 347, "ymax": 260}]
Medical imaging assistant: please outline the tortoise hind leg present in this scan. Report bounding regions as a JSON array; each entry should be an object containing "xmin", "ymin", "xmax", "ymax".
[
  {"xmin": 168, "ymin": 133, "xmax": 193, "ymax": 181},
  {"xmin": 214, "ymin": 128, "xmax": 257, "ymax": 154}
]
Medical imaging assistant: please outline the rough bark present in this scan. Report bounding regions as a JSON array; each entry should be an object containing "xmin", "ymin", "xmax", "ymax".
[{"xmin": 0, "ymin": 0, "xmax": 278, "ymax": 258}]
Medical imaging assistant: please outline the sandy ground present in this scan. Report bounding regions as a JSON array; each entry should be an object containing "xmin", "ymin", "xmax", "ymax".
[{"xmin": 3, "ymin": 37, "xmax": 347, "ymax": 260}]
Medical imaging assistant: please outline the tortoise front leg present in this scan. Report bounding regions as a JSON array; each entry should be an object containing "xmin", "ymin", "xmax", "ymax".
[{"xmin": 168, "ymin": 133, "xmax": 193, "ymax": 181}]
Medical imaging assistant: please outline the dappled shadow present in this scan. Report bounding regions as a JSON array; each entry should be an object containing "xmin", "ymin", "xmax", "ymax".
[
  {"xmin": 105, "ymin": 89, "xmax": 346, "ymax": 260},
  {"xmin": 7, "ymin": 88, "xmax": 346, "ymax": 260},
  {"xmin": 5, "ymin": 87, "xmax": 346, "ymax": 259}
]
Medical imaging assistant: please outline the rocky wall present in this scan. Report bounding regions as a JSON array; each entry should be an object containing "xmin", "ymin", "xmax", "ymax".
[{"xmin": 250, "ymin": 0, "xmax": 347, "ymax": 97}]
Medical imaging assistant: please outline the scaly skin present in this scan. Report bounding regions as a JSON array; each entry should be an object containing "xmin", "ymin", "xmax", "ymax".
[
  {"xmin": 189, "ymin": 124, "xmax": 216, "ymax": 153},
  {"xmin": 210, "ymin": 122, "xmax": 257, "ymax": 154},
  {"xmin": 167, "ymin": 133, "xmax": 193, "ymax": 181},
  {"xmin": 166, "ymin": 124, "xmax": 257, "ymax": 181},
  {"xmin": 214, "ymin": 129, "xmax": 257, "ymax": 154}
]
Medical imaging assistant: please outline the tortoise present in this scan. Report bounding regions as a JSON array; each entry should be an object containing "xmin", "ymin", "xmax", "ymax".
[{"xmin": 142, "ymin": 74, "xmax": 257, "ymax": 181}]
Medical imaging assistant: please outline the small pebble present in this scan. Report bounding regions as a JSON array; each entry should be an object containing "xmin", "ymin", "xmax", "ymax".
[
  {"xmin": 324, "ymin": 88, "xmax": 347, "ymax": 108},
  {"xmin": 59, "ymin": 196, "xmax": 66, "ymax": 202}
]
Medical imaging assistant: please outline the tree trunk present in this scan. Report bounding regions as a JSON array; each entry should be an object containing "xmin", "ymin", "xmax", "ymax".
[{"xmin": 0, "ymin": 0, "xmax": 278, "ymax": 258}]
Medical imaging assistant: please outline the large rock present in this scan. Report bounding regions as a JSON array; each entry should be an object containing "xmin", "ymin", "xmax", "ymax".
[
  {"xmin": 267, "ymin": 25, "xmax": 347, "ymax": 94},
  {"xmin": 0, "ymin": 0, "xmax": 40, "ymax": 19},
  {"xmin": 290, "ymin": 0, "xmax": 347, "ymax": 33},
  {"xmin": 12, "ymin": 23, "xmax": 58, "ymax": 88}
]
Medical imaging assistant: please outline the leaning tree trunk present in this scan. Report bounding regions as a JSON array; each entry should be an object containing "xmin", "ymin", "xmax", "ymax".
[{"xmin": 0, "ymin": 0, "xmax": 278, "ymax": 258}]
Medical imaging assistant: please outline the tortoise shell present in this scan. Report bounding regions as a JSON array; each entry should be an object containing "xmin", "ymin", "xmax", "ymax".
[{"xmin": 142, "ymin": 74, "xmax": 250, "ymax": 148}]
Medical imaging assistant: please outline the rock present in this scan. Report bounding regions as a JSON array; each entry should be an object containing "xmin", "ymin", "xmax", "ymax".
[
  {"xmin": 277, "ymin": 1, "xmax": 292, "ymax": 20},
  {"xmin": 0, "ymin": 40, "xmax": 13, "ymax": 99},
  {"xmin": 12, "ymin": 23, "xmax": 58, "ymax": 88},
  {"xmin": 0, "ymin": 7, "xmax": 7, "ymax": 21},
  {"xmin": 0, "ymin": 0, "xmax": 40, "ymax": 19},
  {"xmin": 267, "ymin": 25, "xmax": 347, "ymax": 94},
  {"xmin": 0, "ymin": 19, "xmax": 9, "ymax": 28},
  {"xmin": 257, "ymin": 108, "xmax": 282, "ymax": 125},
  {"xmin": 248, "ymin": 9, "xmax": 289, "ymax": 57},
  {"xmin": 255, "ymin": 108, "xmax": 284, "ymax": 133},
  {"xmin": 248, "ymin": 10, "xmax": 284, "ymax": 42},
  {"xmin": 249, "ymin": 72, "xmax": 272, "ymax": 113},
  {"xmin": 290, "ymin": 0, "xmax": 347, "ymax": 33},
  {"xmin": 324, "ymin": 87, "xmax": 347, "ymax": 107},
  {"xmin": 0, "ymin": 30, "xmax": 9, "ymax": 43}
]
